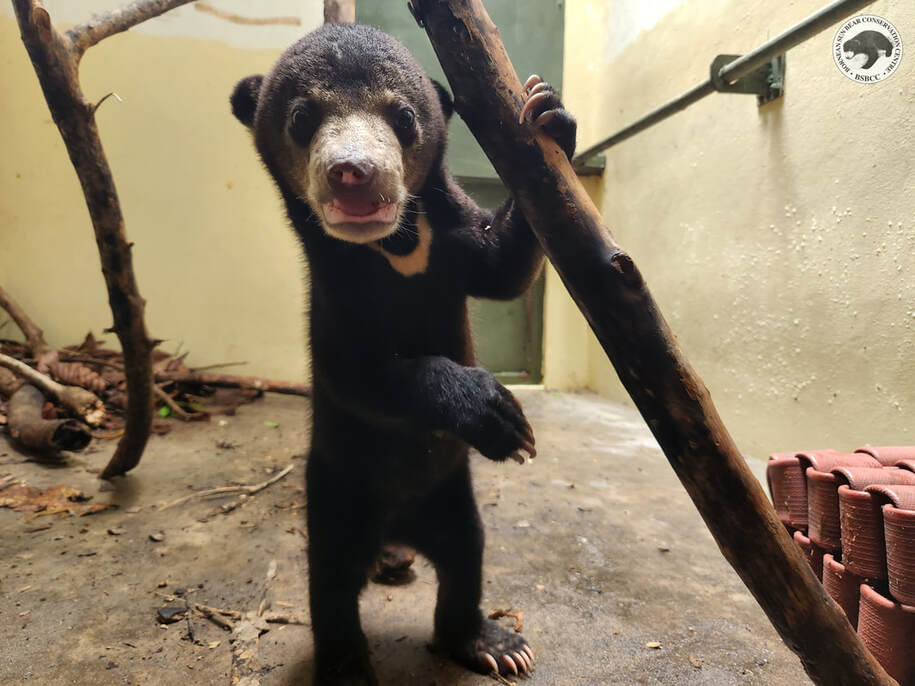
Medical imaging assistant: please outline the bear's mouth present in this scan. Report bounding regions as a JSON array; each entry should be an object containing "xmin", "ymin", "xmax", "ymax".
[{"xmin": 322, "ymin": 198, "xmax": 398, "ymax": 226}]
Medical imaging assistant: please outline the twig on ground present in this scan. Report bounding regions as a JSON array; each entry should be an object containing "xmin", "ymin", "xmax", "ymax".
[
  {"xmin": 195, "ymin": 604, "xmax": 242, "ymax": 619},
  {"xmin": 262, "ymin": 611, "xmax": 308, "ymax": 625},
  {"xmin": 0, "ymin": 352, "xmax": 104, "ymax": 426},
  {"xmin": 194, "ymin": 604, "xmax": 238, "ymax": 631},
  {"xmin": 257, "ymin": 559, "xmax": 278, "ymax": 617},
  {"xmin": 188, "ymin": 361, "xmax": 248, "ymax": 372},
  {"xmin": 153, "ymin": 385, "xmax": 191, "ymax": 421},
  {"xmin": 154, "ymin": 370, "xmax": 311, "ymax": 397},
  {"xmin": 159, "ymin": 464, "xmax": 294, "ymax": 510},
  {"xmin": 488, "ymin": 672, "xmax": 516, "ymax": 686}
]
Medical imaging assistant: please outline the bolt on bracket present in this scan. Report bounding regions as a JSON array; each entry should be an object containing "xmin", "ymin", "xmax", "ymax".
[{"xmin": 710, "ymin": 54, "xmax": 786, "ymax": 106}]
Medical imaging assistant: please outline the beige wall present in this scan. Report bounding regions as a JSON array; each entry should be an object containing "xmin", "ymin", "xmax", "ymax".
[
  {"xmin": 4, "ymin": 1, "xmax": 913, "ymax": 460},
  {"xmin": 552, "ymin": 0, "xmax": 915, "ymax": 458},
  {"xmin": 1, "ymin": 3, "xmax": 321, "ymax": 381}
]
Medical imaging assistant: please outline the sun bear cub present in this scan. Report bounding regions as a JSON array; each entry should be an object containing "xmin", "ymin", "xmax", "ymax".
[{"xmin": 231, "ymin": 23, "xmax": 576, "ymax": 685}]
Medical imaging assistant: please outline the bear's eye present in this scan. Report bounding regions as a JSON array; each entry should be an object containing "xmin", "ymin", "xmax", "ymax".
[
  {"xmin": 393, "ymin": 106, "xmax": 417, "ymax": 143},
  {"xmin": 289, "ymin": 102, "xmax": 317, "ymax": 146}
]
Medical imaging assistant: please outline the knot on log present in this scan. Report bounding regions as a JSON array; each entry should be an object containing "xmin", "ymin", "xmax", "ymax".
[{"xmin": 609, "ymin": 250, "xmax": 643, "ymax": 289}]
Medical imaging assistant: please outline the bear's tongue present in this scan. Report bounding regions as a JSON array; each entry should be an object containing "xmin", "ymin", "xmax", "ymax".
[{"xmin": 324, "ymin": 198, "xmax": 397, "ymax": 225}]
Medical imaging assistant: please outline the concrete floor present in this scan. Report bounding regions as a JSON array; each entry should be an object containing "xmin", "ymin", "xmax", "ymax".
[{"xmin": 0, "ymin": 389, "xmax": 811, "ymax": 686}]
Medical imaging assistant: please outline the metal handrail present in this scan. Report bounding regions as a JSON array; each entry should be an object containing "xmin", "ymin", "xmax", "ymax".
[{"xmin": 572, "ymin": 0, "xmax": 879, "ymax": 169}]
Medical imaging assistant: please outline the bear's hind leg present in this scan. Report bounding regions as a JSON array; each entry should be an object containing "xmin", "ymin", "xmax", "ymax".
[
  {"xmin": 405, "ymin": 467, "xmax": 535, "ymax": 677},
  {"xmin": 307, "ymin": 456, "xmax": 380, "ymax": 686}
]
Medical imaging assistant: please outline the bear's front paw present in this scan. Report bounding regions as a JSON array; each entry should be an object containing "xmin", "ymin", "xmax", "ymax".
[
  {"xmin": 519, "ymin": 74, "xmax": 577, "ymax": 160},
  {"xmin": 459, "ymin": 368, "xmax": 536, "ymax": 465}
]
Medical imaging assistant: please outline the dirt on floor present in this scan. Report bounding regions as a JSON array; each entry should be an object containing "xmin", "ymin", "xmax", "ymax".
[{"xmin": 0, "ymin": 388, "xmax": 811, "ymax": 686}]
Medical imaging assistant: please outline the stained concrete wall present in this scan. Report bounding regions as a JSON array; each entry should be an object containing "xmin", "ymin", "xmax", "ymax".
[
  {"xmin": 0, "ymin": 2, "xmax": 320, "ymax": 381},
  {"xmin": 552, "ymin": 0, "xmax": 915, "ymax": 458}
]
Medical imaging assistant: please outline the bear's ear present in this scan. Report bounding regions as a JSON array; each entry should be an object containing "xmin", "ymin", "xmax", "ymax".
[
  {"xmin": 431, "ymin": 80, "xmax": 453, "ymax": 121},
  {"xmin": 231, "ymin": 75, "xmax": 264, "ymax": 128}
]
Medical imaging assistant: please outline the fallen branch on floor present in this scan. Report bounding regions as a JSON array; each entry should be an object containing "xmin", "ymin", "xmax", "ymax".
[
  {"xmin": 154, "ymin": 370, "xmax": 311, "ymax": 397},
  {"xmin": 0, "ymin": 352, "xmax": 104, "ymax": 426},
  {"xmin": 262, "ymin": 611, "xmax": 308, "ymax": 625},
  {"xmin": 194, "ymin": 604, "xmax": 238, "ymax": 632},
  {"xmin": 7, "ymin": 384, "xmax": 92, "ymax": 453},
  {"xmin": 412, "ymin": 2, "xmax": 895, "ymax": 684},
  {"xmin": 159, "ymin": 464, "xmax": 294, "ymax": 510},
  {"xmin": 0, "ymin": 285, "xmax": 47, "ymax": 356},
  {"xmin": 487, "ymin": 672, "xmax": 516, "ymax": 686},
  {"xmin": 153, "ymin": 384, "xmax": 190, "ymax": 421},
  {"xmin": 12, "ymin": 0, "xmax": 197, "ymax": 478}
]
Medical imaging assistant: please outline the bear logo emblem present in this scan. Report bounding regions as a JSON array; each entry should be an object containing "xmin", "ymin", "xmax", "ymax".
[{"xmin": 834, "ymin": 15, "xmax": 903, "ymax": 83}]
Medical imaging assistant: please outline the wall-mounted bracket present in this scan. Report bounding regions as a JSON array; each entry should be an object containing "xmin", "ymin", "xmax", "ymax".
[{"xmin": 710, "ymin": 53, "xmax": 786, "ymax": 105}]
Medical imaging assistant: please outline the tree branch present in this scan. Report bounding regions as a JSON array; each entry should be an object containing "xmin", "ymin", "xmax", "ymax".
[
  {"xmin": 413, "ymin": 2, "xmax": 896, "ymax": 685},
  {"xmin": 68, "ymin": 0, "xmax": 196, "ymax": 59},
  {"xmin": 0, "ymin": 285, "xmax": 48, "ymax": 356},
  {"xmin": 0, "ymin": 352, "xmax": 104, "ymax": 426},
  {"xmin": 11, "ymin": 0, "xmax": 195, "ymax": 477},
  {"xmin": 324, "ymin": 0, "xmax": 355, "ymax": 24},
  {"xmin": 155, "ymin": 370, "xmax": 311, "ymax": 397}
]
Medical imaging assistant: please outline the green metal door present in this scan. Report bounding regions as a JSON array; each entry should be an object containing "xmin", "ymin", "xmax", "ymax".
[{"xmin": 356, "ymin": 1, "xmax": 564, "ymax": 383}]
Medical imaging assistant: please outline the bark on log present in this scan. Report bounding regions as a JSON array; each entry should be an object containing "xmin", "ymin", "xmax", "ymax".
[
  {"xmin": 324, "ymin": 0, "xmax": 355, "ymax": 24},
  {"xmin": 8, "ymin": 384, "xmax": 92, "ymax": 453},
  {"xmin": 155, "ymin": 370, "xmax": 311, "ymax": 397},
  {"xmin": 11, "ymin": 0, "xmax": 195, "ymax": 478},
  {"xmin": 412, "ymin": 2, "xmax": 895, "ymax": 685},
  {"xmin": 0, "ymin": 285, "xmax": 48, "ymax": 356}
]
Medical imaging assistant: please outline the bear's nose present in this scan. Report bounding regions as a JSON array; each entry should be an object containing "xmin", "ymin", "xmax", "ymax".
[{"xmin": 328, "ymin": 159, "xmax": 376, "ymax": 187}]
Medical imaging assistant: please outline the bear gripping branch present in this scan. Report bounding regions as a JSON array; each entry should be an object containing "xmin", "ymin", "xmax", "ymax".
[{"xmin": 413, "ymin": 1, "xmax": 896, "ymax": 685}]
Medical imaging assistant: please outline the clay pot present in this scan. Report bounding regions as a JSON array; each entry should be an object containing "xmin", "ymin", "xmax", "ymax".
[
  {"xmin": 807, "ymin": 470, "xmax": 844, "ymax": 551},
  {"xmin": 898, "ymin": 459, "xmax": 915, "ymax": 473},
  {"xmin": 856, "ymin": 445, "xmax": 915, "ymax": 467},
  {"xmin": 796, "ymin": 450, "xmax": 878, "ymax": 472},
  {"xmin": 793, "ymin": 529, "xmax": 825, "ymax": 580},
  {"xmin": 857, "ymin": 584, "xmax": 915, "ymax": 685},
  {"xmin": 807, "ymin": 461, "xmax": 899, "ymax": 552},
  {"xmin": 884, "ymin": 503, "xmax": 915, "ymax": 607},
  {"xmin": 766, "ymin": 454, "xmax": 807, "ymax": 530},
  {"xmin": 838, "ymin": 471, "xmax": 915, "ymax": 579},
  {"xmin": 800, "ymin": 453, "xmax": 879, "ymax": 551},
  {"xmin": 822, "ymin": 553, "xmax": 867, "ymax": 628}
]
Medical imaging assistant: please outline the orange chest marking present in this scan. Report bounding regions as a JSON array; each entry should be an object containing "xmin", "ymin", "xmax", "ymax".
[{"xmin": 371, "ymin": 209, "xmax": 433, "ymax": 277}]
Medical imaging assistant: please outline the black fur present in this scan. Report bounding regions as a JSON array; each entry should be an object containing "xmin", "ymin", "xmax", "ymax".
[
  {"xmin": 232, "ymin": 24, "xmax": 575, "ymax": 685},
  {"xmin": 844, "ymin": 30, "xmax": 894, "ymax": 70}
]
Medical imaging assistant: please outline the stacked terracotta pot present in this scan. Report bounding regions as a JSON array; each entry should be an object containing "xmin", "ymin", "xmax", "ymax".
[{"xmin": 767, "ymin": 446, "xmax": 915, "ymax": 685}]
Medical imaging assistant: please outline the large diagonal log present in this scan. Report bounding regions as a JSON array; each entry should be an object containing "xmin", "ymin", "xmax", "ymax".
[{"xmin": 411, "ymin": 2, "xmax": 895, "ymax": 684}]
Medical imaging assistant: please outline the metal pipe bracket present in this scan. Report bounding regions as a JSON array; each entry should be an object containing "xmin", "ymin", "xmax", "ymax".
[{"xmin": 711, "ymin": 54, "xmax": 786, "ymax": 105}]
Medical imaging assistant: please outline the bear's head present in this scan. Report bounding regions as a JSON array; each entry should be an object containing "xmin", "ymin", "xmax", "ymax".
[{"xmin": 232, "ymin": 24, "xmax": 453, "ymax": 244}]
